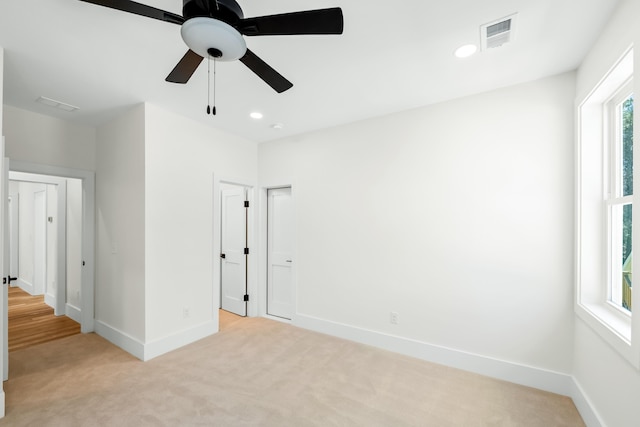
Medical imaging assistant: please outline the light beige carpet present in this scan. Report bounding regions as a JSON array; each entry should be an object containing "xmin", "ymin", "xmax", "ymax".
[{"xmin": 0, "ymin": 313, "xmax": 584, "ymax": 426}]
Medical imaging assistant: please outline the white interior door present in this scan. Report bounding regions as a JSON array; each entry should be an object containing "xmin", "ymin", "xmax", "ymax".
[
  {"xmin": 267, "ymin": 187, "xmax": 294, "ymax": 319},
  {"xmin": 220, "ymin": 184, "xmax": 247, "ymax": 316}
]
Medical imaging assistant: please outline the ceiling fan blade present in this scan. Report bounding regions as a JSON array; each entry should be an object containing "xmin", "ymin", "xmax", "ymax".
[
  {"xmin": 166, "ymin": 50, "xmax": 204, "ymax": 84},
  {"xmin": 238, "ymin": 7, "xmax": 343, "ymax": 36},
  {"xmin": 239, "ymin": 49, "xmax": 293, "ymax": 93},
  {"xmin": 78, "ymin": 0, "xmax": 184, "ymax": 25}
]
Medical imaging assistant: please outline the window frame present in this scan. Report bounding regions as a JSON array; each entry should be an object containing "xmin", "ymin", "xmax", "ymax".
[
  {"xmin": 576, "ymin": 46, "xmax": 640, "ymax": 369},
  {"xmin": 605, "ymin": 82, "xmax": 633, "ymax": 316}
]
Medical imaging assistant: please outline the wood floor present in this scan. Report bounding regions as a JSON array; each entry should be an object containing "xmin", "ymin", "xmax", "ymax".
[{"xmin": 8, "ymin": 286, "xmax": 80, "ymax": 352}]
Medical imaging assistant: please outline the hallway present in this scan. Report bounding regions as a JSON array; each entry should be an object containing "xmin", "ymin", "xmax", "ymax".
[{"xmin": 8, "ymin": 287, "xmax": 80, "ymax": 352}]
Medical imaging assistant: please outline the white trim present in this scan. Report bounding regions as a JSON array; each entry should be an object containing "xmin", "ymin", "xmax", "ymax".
[
  {"xmin": 571, "ymin": 378, "xmax": 606, "ymax": 427},
  {"xmin": 294, "ymin": 313, "xmax": 572, "ymax": 396},
  {"xmin": 143, "ymin": 321, "xmax": 217, "ymax": 361},
  {"xmin": 16, "ymin": 278, "xmax": 33, "ymax": 295},
  {"xmin": 44, "ymin": 293, "xmax": 55, "ymax": 310},
  {"xmin": 295, "ymin": 314, "xmax": 605, "ymax": 424},
  {"xmin": 264, "ymin": 313, "xmax": 291, "ymax": 324},
  {"xmin": 94, "ymin": 320, "xmax": 145, "ymax": 361},
  {"xmin": 95, "ymin": 319, "xmax": 217, "ymax": 362},
  {"xmin": 65, "ymin": 303, "xmax": 81, "ymax": 324},
  {"xmin": 576, "ymin": 45, "xmax": 640, "ymax": 369}
]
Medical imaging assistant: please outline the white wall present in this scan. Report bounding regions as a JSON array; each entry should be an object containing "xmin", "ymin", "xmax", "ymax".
[
  {"xmin": 144, "ymin": 103, "xmax": 257, "ymax": 346},
  {"xmin": 260, "ymin": 72, "xmax": 576, "ymax": 376},
  {"xmin": 96, "ymin": 104, "xmax": 146, "ymax": 342},
  {"xmin": 574, "ymin": 0, "xmax": 640, "ymax": 425},
  {"xmin": 94, "ymin": 102, "xmax": 258, "ymax": 359},
  {"xmin": 3, "ymin": 105, "xmax": 96, "ymax": 171}
]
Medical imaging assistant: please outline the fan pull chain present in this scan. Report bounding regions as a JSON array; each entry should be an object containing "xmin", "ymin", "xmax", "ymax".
[
  {"xmin": 212, "ymin": 58, "xmax": 217, "ymax": 115},
  {"xmin": 206, "ymin": 55, "xmax": 211, "ymax": 115},
  {"xmin": 206, "ymin": 55, "xmax": 217, "ymax": 116}
]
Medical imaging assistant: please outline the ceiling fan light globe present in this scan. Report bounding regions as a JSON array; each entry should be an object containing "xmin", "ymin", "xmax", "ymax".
[{"xmin": 181, "ymin": 17, "xmax": 247, "ymax": 61}]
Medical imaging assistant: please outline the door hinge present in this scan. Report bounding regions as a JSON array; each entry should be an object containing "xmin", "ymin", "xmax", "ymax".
[
  {"xmin": 82, "ymin": 261, "xmax": 86, "ymax": 266},
  {"xmin": 220, "ymin": 253, "xmax": 226, "ymax": 259},
  {"xmin": 244, "ymin": 201, "xmax": 249, "ymax": 208},
  {"xmin": 243, "ymin": 294, "xmax": 249, "ymax": 302},
  {"xmin": 244, "ymin": 248, "xmax": 249, "ymax": 255}
]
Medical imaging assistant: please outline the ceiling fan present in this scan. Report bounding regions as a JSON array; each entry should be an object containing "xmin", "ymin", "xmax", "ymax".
[{"xmin": 79, "ymin": 0, "xmax": 344, "ymax": 93}]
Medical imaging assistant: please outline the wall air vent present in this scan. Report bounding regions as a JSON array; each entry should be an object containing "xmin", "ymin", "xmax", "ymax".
[
  {"xmin": 481, "ymin": 13, "xmax": 518, "ymax": 51},
  {"xmin": 36, "ymin": 96, "xmax": 79, "ymax": 112}
]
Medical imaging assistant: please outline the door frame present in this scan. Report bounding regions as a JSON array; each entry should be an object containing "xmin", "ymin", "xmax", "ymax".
[
  {"xmin": 32, "ymin": 188, "xmax": 47, "ymax": 297},
  {"xmin": 7, "ymin": 194, "xmax": 18, "ymax": 280},
  {"xmin": 9, "ymin": 161, "xmax": 95, "ymax": 333},
  {"xmin": 219, "ymin": 183, "xmax": 248, "ymax": 316},
  {"xmin": 258, "ymin": 183, "xmax": 297, "ymax": 322},
  {"xmin": 10, "ymin": 172, "xmax": 68, "ymax": 315},
  {"xmin": 214, "ymin": 177, "xmax": 256, "ymax": 321}
]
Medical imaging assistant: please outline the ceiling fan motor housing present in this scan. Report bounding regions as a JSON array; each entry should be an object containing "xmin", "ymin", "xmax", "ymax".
[
  {"xmin": 182, "ymin": 0, "xmax": 244, "ymax": 23},
  {"xmin": 181, "ymin": 0, "xmax": 247, "ymax": 61}
]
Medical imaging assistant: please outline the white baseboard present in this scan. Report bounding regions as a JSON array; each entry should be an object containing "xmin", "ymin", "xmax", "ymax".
[
  {"xmin": 44, "ymin": 293, "xmax": 55, "ymax": 309},
  {"xmin": 0, "ymin": 389, "xmax": 4, "ymax": 418},
  {"xmin": 143, "ymin": 321, "xmax": 217, "ymax": 361},
  {"xmin": 294, "ymin": 314, "xmax": 572, "ymax": 396},
  {"xmin": 94, "ymin": 319, "xmax": 217, "ymax": 362},
  {"xmin": 294, "ymin": 314, "xmax": 605, "ymax": 425},
  {"xmin": 66, "ymin": 303, "xmax": 81, "ymax": 324},
  {"xmin": 94, "ymin": 320, "xmax": 145, "ymax": 361},
  {"xmin": 17, "ymin": 279, "xmax": 33, "ymax": 295},
  {"xmin": 570, "ymin": 378, "xmax": 605, "ymax": 427}
]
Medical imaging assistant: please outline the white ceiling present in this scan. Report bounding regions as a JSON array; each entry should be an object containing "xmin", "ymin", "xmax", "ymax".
[{"xmin": 0, "ymin": 0, "xmax": 621, "ymax": 143}]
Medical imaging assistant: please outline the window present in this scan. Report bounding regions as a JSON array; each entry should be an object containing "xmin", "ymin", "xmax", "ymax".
[
  {"xmin": 607, "ymin": 88, "xmax": 633, "ymax": 313},
  {"xmin": 577, "ymin": 47, "xmax": 640, "ymax": 368}
]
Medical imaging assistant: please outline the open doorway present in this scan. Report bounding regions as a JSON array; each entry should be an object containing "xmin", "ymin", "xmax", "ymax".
[
  {"xmin": 7, "ymin": 172, "xmax": 83, "ymax": 351},
  {"xmin": 219, "ymin": 183, "xmax": 249, "ymax": 317},
  {"xmin": 2, "ymin": 158, "xmax": 95, "ymax": 386},
  {"xmin": 217, "ymin": 180, "xmax": 256, "ymax": 330}
]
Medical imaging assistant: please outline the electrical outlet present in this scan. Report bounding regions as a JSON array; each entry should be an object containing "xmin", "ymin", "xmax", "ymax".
[
  {"xmin": 390, "ymin": 311, "xmax": 399, "ymax": 325},
  {"xmin": 182, "ymin": 308, "xmax": 190, "ymax": 319}
]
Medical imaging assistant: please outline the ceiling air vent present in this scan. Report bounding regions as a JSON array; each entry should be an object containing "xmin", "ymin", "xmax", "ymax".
[{"xmin": 481, "ymin": 14, "xmax": 517, "ymax": 50}]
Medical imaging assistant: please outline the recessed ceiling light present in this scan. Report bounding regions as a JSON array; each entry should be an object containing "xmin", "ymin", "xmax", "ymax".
[
  {"xmin": 250, "ymin": 111, "xmax": 263, "ymax": 120},
  {"xmin": 271, "ymin": 123, "xmax": 284, "ymax": 130},
  {"xmin": 454, "ymin": 44, "xmax": 478, "ymax": 58}
]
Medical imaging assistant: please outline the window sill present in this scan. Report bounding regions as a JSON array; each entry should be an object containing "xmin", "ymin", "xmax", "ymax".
[{"xmin": 576, "ymin": 301, "xmax": 638, "ymax": 368}]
